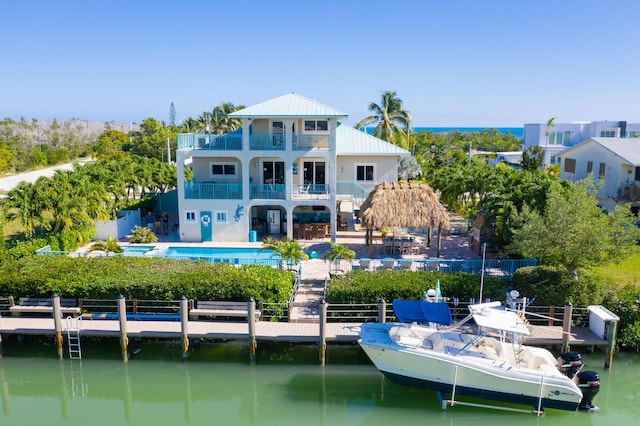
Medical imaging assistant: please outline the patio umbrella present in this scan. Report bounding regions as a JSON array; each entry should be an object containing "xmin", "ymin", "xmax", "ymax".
[{"xmin": 359, "ymin": 181, "xmax": 450, "ymax": 257}]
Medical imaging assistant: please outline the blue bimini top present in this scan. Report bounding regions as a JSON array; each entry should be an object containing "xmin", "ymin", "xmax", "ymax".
[{"xmin": 392, "ymin": 299, "xmax": 452, "ymax": 325}]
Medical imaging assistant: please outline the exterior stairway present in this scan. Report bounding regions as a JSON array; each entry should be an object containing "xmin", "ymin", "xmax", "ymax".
[{"xmin": 289, "ymin": 279, "xmax": 326, "ymax": 323}]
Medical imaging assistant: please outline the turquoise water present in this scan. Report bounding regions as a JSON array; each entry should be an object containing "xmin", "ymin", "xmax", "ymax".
[
  {"xmin": 364, "ymin": 126, "xmax": 524, "ymax": 139},
  {"xmin": 158, "ymin": 246, "xmax": 274, "ymax": 260},
  {"xmin": 0, "ymin": 338, "xmax": 639, "ymax": 425},
  {"xmin": 121, "ymin": 245, "xmax": 155, "ymax": 254}
]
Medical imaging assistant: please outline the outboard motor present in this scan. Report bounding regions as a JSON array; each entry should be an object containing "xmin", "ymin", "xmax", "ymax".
[
  {"xmin": 577, "ymin": 370, "xmax": 600, "ymax": 412},
  {"xmin": 557, "ymin": 352, "xmax": 583, "ymax": 378}
]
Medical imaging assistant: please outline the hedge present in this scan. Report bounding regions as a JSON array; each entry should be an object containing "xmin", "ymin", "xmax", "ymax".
[{"xmin": 0, "ymin": 256, "xmax": 292, "ymax": 303}]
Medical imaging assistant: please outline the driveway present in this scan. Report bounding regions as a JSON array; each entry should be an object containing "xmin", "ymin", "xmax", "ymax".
[{"xmin": 0, "ymin": 160, "xmax": 92, "ymax": 192}]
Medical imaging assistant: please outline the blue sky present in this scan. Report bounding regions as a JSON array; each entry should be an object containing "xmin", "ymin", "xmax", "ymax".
[{"xmin": 2, "ymin": 0, "xmax": 639, "ymax": 127}]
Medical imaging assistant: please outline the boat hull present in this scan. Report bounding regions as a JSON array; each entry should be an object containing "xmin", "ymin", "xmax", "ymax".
[{"xmin": 359, "ymin": 324, "xmax": 582, "ymax": 412}]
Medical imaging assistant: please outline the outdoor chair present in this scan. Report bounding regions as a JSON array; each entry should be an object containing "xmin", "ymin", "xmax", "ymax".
[{"xmin": 381, "ymin": 258, "xmax": 396, "ymax": 270}]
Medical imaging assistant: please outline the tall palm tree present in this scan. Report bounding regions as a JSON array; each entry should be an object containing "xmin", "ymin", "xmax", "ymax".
[
  {"xmin": 355, "ymin": 91, "xmax": 413, "ymax": 150},
  {"xmin": 543, "ymin": 117, "xmax": 556, "ymax": 166},
  {"xmin": 210, "ymin": 102, "xmax": 245, "ymax": 134},
  {"xmin": 260, "ymin": 237, "xmax": 308, "ymax": 271}
]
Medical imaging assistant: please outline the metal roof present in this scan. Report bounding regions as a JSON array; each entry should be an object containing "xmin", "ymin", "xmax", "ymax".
[
  {"xmin": 229, "ymin": 93, "xmax": 348, "ymax": 119},
  {"xmin": 561, "ymin": 137, "xmax": 640, "ymax": 166},
  {"xmin": 336, "ymin": 124, "xmax": 410, "ymax": 156}
]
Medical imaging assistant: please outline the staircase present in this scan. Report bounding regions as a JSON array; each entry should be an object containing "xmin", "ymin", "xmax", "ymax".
[{"xmin": 289, "ymin": 279, "xmax": 326, "ymax": 323}]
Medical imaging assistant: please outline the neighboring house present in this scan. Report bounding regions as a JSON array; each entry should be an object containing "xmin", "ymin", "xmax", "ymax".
[
  {"xmin": 523, "ymin": 120, "xmax": 640, "ymax": 166},
  {"xmin": 559, "ymin": 137, "xmax": 640, "ymax": 213},
  {"xmin": 175, "ymin": 93, "xmax": 410, "ymax": 242}
]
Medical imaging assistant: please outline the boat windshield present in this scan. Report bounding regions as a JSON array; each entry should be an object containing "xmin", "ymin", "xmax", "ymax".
[{"xmin": 469, "ymin": 302, "xmax": 531, "ymax": 336}]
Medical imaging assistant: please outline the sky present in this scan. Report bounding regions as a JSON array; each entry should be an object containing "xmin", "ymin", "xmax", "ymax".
[{"xmin": 2, "ymin": 0, "xmax": 640, "ymax": 128}]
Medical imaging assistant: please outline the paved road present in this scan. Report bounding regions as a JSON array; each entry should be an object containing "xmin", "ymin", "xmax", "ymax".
[{"xmin": 0, "ymin": 161, "xmax": 91, "ymax": 192}]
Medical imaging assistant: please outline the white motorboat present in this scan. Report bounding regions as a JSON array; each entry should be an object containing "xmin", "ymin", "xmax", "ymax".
[{"xmin": 358, "ymin": 300, "xmax": 600, "ymax": 413}]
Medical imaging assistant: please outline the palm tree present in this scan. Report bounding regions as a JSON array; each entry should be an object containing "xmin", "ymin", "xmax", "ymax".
[
  {"xmin": 323, "ymin": 241, "xmax": 356, "ymax": 274},
  {"xmin": 260, "ymin": 237, "xmax": 308, "ymax": 271},
  {"xmin": 355, "ymin": 91, "xmax": 413, "ymax": 150},
  {"xmin": 543, "ymin": 117, "xmax": 556, "ymax": 167},
  {"xmin": 210, "ymin": 102, "xmax": 244, "ymax": 134}
]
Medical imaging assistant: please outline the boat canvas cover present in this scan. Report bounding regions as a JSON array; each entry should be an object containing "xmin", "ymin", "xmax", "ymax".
[
  {"xmin": 392, "ymin": 299, "xmax": 452, "ymax": 325},
  {"xmin": 469, "ymin": 302, "xmax": 531, "ymax": 336}
]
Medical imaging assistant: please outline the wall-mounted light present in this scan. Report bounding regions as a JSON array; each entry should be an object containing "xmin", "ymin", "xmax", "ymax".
[
  {"xmin": 341, "ymin": 166, "xmax": 344, "ymax": 173},
  {"xmin": 255, "ymin": 162, "xmax": 259, "ymax": 168}
]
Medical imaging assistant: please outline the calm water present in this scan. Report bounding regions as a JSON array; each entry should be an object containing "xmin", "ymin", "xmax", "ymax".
[
  {"xmin": 0, "ymin": 338, "xmax": 638, "ymax": 426},
  {"xmin": 158, "ymin": 246, "xmax": 273, "ymax": 259}
]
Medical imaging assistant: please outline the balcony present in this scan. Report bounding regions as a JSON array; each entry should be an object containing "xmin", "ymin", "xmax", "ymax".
[
  {"xmin": 249, "ymin": 134, "xmax": 285, "ymax": 151},
  {"xmin": 619, "ymin": 183, "xmax": 640, "ymax": 202},
  {"xmin": 177, "ymin": 133, "xmax": 242, "ymax": 150},
  {"xmin": 250, "ymin": 184, "xmax": 286, "ymax": 200},
  {"xmin": 184, "ymin": 181, "xmax": 242, "ymax": 199},
  {"xmin": 293, "ymin": 134, "xmax": 329, "ymax": 151},
  {"xmin": 292, "ymin": 184, "xmax": 330, "ymax": 200}
]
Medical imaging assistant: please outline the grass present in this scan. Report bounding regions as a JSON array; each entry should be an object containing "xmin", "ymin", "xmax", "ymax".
[{"xmin": 591, "ymin": 246, "xmax": 640, "ymax": 287}]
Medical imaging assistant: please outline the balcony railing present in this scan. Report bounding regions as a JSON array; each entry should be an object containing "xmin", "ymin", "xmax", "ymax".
[
  {"xmin": 336, "ymin": 181, "xmax": 373, "ymax": 204},
  {"xmin": 177, "ymin": 133, "xmax": 242, "ymax": 150},
  {"xmin": 250, "ymin": 184, "xmax": 286, "ymax": 200},
  {"xmin": 619, "ymin": 183, "xmax": 640, "ymax": 202},
  {"xmin": 184, "ymin": 181, "xmax": 242, "ymax": 199},
  {"xmin": 293, "ymin": 134, "xmax": 329, "ymax": 150},
  {"xmin": 249, "ymin": 134, "xmax": 285, "ymax": 151},
  {"xmin": 292, "ymin": 184, "xmax": 330, "ymax": 199}
]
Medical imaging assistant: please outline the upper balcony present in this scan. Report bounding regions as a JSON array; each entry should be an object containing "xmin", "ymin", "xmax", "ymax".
[
  {"xmin": 619, "ymin": 183, "xmax": 640, "ymax": 202},
  {"xmin": 178, "ymin": 132, "xmax": 330, "ymax": 152}
]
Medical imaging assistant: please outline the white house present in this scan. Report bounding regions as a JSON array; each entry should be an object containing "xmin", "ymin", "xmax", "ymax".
[
  {"xmin": 523, "ymin": 120, "xmax": 640, "ymax": 166},
  {"xmin": 175, "ymin": 93, "xmax": 410, "ymax": 242},
  {"xmin": 559, "ymin": 137, "xmax": 640, "ymax": 213}
]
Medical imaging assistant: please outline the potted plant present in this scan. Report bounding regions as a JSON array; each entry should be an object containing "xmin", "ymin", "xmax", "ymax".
[
  {"xmin": 323, "ymin": 241, "xmax": 356, "ymax": 275},
  {"xmin": 260, "ymin": 237, "xmax": 308, "ymax": 271},
  {"xmin": 380, "ymin": 226, "xmax": 392, "ymax": 238}
]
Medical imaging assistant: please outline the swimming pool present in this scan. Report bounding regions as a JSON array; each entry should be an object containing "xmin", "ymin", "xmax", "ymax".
[
  {"xmin": 121, "ymin": 245, "xmax": 155, "ymax": 254},
  {"xmin": 156, "ymin": 246, "xmax": 277, "ymax": 265}
]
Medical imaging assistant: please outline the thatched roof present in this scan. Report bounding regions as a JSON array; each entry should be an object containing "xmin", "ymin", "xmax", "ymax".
[{"xmin": 359, "ymin": 182, "xmax": 450, "ymax": 230}]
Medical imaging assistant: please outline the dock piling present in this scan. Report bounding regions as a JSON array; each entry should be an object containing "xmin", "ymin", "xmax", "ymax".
[
  {"xmin": 118, "ymin": 295, "xmax": 128, "ymax": 363},
  {"xmin": 319, "ymin": 300, "xmax": 327, "ymax": 366},
  {"xmin": 52, "ymin": 294, "xmax": 63, "ymax": 360},
  {"xmin": 561, "ymin": 302, "xmax": 572, "ymax": 353},
  {"xmin": 180, "ymin": 296, "xmax": 189, "ymax": 360},
  {"xmin": 248, "ymin": 298, "xmax": 256, "ymax": 362},
  {"xmin": 378, "ymin": 300, "xmax": 386, "ymax": 323}
]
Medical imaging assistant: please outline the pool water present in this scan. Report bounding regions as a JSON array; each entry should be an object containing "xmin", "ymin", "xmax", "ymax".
[
  {"xmin": 121, "ymin": 245, "xmax": 155, "ymax": 254},
  {"xmin": 157, "ymin": 246, "xmax": 275, "ymax": 263}
]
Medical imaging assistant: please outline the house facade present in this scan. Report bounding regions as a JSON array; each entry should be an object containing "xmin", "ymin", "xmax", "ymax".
[
  {"xmin": 523, "ymin": 120, "xmax": 640, "ymax": 166},
  {"xmin": 559, "ymin": 137, "xmax": 640, "ymax": 213},
  {"xmin": 175, "ymin": 93, "xmax": 410, "ymax": 242}
]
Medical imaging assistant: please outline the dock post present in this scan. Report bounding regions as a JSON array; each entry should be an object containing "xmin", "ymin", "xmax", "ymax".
[
  {"xmin": 118, "ymin": 295, "xmax": 129, "ymax": 363},
  {"xmin": 180, "ymin": 296, "xmax": 189, "ymax": 360},
  {"xmin": 248, "ymin": 298, "xmax": 256, "ymax": 362},
  {"xmin": 605, "ymin": 319, "xmax": 618, "ymax": 369},
  {"xmin": 561, "ymin": 301, "xmax": 572, "ymax": 353},
  {"xmin": 378, "ymin": 299, "xmax": 386, "ymax": 323},
  {"xmin": 52, "ymin": 294, "xmax": 64, "ymax": 360},
  {"xmin": 319, "ymin": 300, "xmax": 327, "ymax": 366}
]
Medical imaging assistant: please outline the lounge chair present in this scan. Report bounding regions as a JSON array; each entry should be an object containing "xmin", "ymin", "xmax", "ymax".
[
  {"xmin": 381, "ymin": 258, "xmax": 396, "ymax": 270},
  {"xmin": 359, "ymin": 258, "xmax": 372, "ymax": 271},
  {"xmin": 400, "ymin": 259, "xmax": 414, "ymax": 271}
]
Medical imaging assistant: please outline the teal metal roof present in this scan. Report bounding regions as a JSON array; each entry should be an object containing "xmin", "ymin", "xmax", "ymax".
[
  {"xmin": 336, "ymin": 124, "xmax": 410, "ymax": 156},
  {"xmin": 229, "ymin": 93, "xmax": 348, "ymax": 119}
]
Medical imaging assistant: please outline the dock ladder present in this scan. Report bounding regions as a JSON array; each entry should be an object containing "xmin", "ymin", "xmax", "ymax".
[{"xmin": 66, "ymin": 316, "xmax": 82, "ymax": 360}]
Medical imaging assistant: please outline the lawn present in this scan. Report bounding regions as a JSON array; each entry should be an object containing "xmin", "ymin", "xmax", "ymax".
[{"xmin": 591, "ymin": 246, "xmax": 640, "ymax": 287}]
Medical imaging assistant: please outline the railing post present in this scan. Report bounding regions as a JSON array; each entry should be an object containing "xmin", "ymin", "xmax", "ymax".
[
  {"xmin": 319, "ymin": 300, "xmax": 327, "ymax": 366},
  {"xmin": 561, "ymin": 302, "xmax": 572, "ymax": 353},
  {"xmin": 118, "ymin": 295, "xmax": 129, "ymax": 363},
  {"xmin": 378, "ymin": 300, "xmax": 386, "ymax": 323},
  {"xmin": 248, "ymin": 298, "xmax": 257, "ymax": 363},
  {"xmin": 52, "ymin": 294, "xmax": 63, "ymax": 360},
  {"xmin": 548, "ymin": 306, "xmax": 555, "ymax": 327},
  {"xmin": 180, "ymin": 296, "xmax": 189, "ymax": 360}
]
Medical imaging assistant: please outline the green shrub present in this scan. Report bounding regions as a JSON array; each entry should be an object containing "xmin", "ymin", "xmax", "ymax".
[
  {"xmin": 0, "ymin": 256, "xmax": 292, "ymax": 303},
  {"xmin": 510, "ymin": 266, "xmax": 605, "ymax": 307},
  {"xmin": 130, "ymin": 226, "xmax": 157, "ymax": 243},
  {"xmin": 326, "ymin": 270, "xmax": 506, "ymax": 304}
]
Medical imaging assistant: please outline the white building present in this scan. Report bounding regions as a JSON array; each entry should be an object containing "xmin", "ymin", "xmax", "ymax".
[
  {"xmin": 559, "ymin": 137, "xmax": 640, "ymax": 213},
  {"xmin": 175, "ymin": 93, "xmax": 410, "ymax": 242},
  {"xmin": 523, "ymin": 120, "xmax": 640, "ymax": 166}
]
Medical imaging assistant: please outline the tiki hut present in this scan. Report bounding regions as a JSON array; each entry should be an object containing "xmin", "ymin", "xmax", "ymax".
[{"xmin": 359, "ymin": 182, "xmax": 450, "ymax": 257}]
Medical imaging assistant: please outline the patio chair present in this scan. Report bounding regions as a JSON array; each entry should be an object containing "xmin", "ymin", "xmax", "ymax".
[
  {"xmin": 399, "ymin": 259, "xmax": 414, "ymax": 271},
  {"xmin": 381, "ymin": 258, "xmax": 396, "ymax": 270},
  {"xmin": 359, "ymin": 258, "xmax": 372, "ymax": 271}
]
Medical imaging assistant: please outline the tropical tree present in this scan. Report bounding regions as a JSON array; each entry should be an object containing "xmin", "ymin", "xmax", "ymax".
[
  {"xmin": 210, "ymin": 102, "xmax": 244, "ymax": 134},
  {"xmin": 520, "ymin": 145, "xmax": 544, "ymax": 172},
  {"xmin": 260, "ymin": 237, "xmax": 308, "ymax": 271},
  {"xmin": 506, "ymin": 179, "xmax": 640, "ymax": 277},
  {"xmin": 3, "ymin": 181, "xmax": 46, "ymax": 237},
  {"xmin": 323, "ymin": 241, "xmax": 356, "ymax": 273},
  {"xmin": 543, "ymin": 116, "xmax": 556, "ymax": 164},
  {"xmin": 355, "ymin": 90, "xmax": 413, "ymax": 150}
]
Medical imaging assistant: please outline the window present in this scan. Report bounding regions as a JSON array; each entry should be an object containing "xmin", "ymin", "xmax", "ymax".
[
  {"xmin": 214, "ymin": 211, "xmax": 228, "ymax": 223},
  {"xmin": 185, "ymin": 211, "xmax": 196, "ymax": 222},
  {"xmin": 548, "ymin": 131, "xmax": 571, "ymax": 145},
  {"xmin": 586, "ymin": 161, "xmax": 593, "ymax": 174},
  {"xmin": 210, "ymin": 162, "xmax": 237, "ymax": 178},
  {"xmin": 564, "ymin": 158, "xmax": 576, "ymax": 173},
  {"xmin": 599, "ymin": 163, "xmax": 606, "ymax": 177},
  {"xmin": 600, "ymin": 129, "xmax": 618, "ymax": 137},
  {"xmin": 304, "ymin": 120, "xmax": 328, "ymax": 132},
  {"xmin": 635, "ymin": 167, "xmax": 640, "ymax": 181},
  {"xmin": 550, "ymin": 156, "xmax": 560, "ymax": 165},
  {"xmin": 626, "ymin": 131, "xmax": 639, "ymax": 138},
  {"xmin": 356, "ymin": 164, "xmax": 375, "ymax": 181}
]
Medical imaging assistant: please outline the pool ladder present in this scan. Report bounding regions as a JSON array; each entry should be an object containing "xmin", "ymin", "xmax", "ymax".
[{"xmin": 66, "ymin": 316, "xmax": 82, "ymax": 360}]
